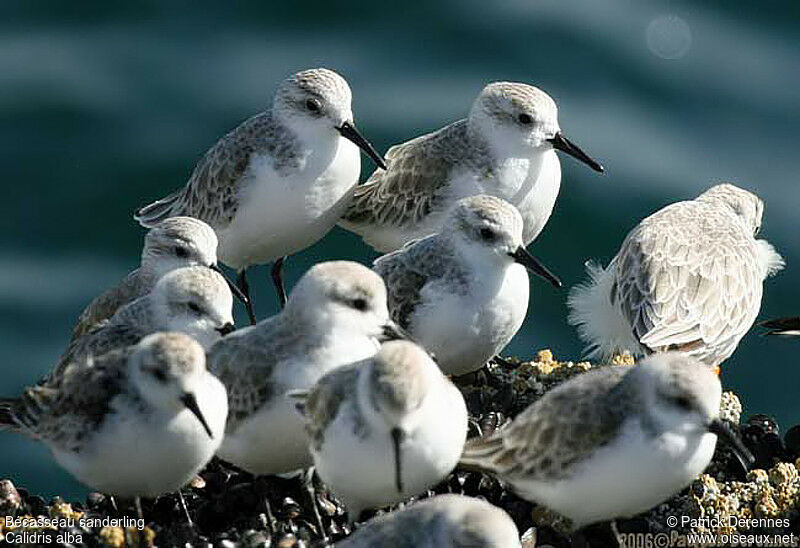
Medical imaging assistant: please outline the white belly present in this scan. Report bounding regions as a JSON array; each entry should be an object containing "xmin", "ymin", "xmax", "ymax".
[
  {"xmin": 511, "ymin": 422, "xmax": 717, "ymax": 528},
  {"xmin": 218, "ymin": 334, "xmax": 380, "ymax": 475},
  {"xmin": 411, "ymin": 265, "xmax": 529, "ymax": 376},
  {"xmin": 313, "ymin": 384, "xmax": 467, "ymax": 515},
  {"xmin": 218, "ymin": 137, "xmax": 360, "ymax": 270},
  {"xmin": 53, "ymin": 376, "xmax": 227, "ymax": 498}
]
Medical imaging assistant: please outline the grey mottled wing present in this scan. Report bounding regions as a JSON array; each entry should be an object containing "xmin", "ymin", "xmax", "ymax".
[
  {"xmin": 2, "ymin": 349, "xmax": 130, "ymax": 452},
  {"xmin": 612, "ymin": 200, "xmax": 761, "ymax": 363},
  {"xmin": 54, "ymin": 322, "xmax": 145, "ymax": 382},
  {"xmin": 297, "ymin": 364, "xmax": 362, "ymax": 451},
  {"xmin": 207, "ymin": 320, "xmax": 293, "ymax": 432},
  {"xmin": 461, "ymin": 366, "xmax": 633, "ymax": 482},
  {"xmin": 71, "ymin": 270, "xmax": 147, "ymax": 341},
  {"xmin": 373, "ymin": 235, "xmax": 464, "ymax": 328},
  {"xmin": 136, "ymin": 112, "xmax": 299, "ymax": 229},
  {"xmin": 342, "ymin": 120, "xmax": 489, "ymax": 229}
]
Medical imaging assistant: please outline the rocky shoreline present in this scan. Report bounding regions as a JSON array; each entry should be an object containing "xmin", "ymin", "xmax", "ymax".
[{"xmin": 1, "ymin": 351, "xmax": 798, "ymax": 547}]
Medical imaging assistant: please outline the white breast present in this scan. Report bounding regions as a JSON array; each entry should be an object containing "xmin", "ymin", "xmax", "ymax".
[
  {"xmin": 218, "ymin": 136, "xmax": 360, "ymax": 270},
  {"xmin": 410, "ymin": 263, "xmax": 529, "ymax": 376}
]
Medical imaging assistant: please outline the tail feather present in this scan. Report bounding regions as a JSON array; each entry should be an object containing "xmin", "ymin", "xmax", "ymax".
[
  {"xmin": 567, "ymin": 260, "xmax": 642, "ymax": 361},
  {"xmin": 760, "ymin": 316, "xmax": 800, "ymax": 336},
  {"xmin": 0, "ymin": 398, "xmax": 21, "ymax": 431},
  {"xmin": 134, "ymin": 188, "xmax": 184, "ymax": 228},
  {"xmin": 458, "ymin": 435, "xmax": 503, "ymax": 472}
]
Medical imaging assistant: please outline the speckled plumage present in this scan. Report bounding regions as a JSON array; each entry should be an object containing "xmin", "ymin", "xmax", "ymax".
[
  {"xmin": 460, "ymin": 353, "xmax": 728, "ymax": 528},
  {"xmin": 0, "ymin": 333, "xmax": 228, "ymax": 498},
  {"xmin": 72, "ymin": 217, "xmax": 219, "ymax": 339},
  {"xmin": 341, "ymin": 81, "xmax": 602, "ymax": 252},
  {"xmin": 209, "ymin": 261, "xmax": 399, "ymax": 475},
  {"xmin": 294, "ymin": 341, "xmax": 468, "ymax": 518},
  {"xmin": 568, "ymin": 183, "xmax": 784, "ymax": 367},
  {"xmin": 54, "ymin": 266, "xmax": 234, "ymax": 381},
  {"xmin": 373, "ymin": 195, "xmax": 534, "ymax": 376},
  {"xmin": 333, "ymin": 494, "xmax": 521, "ymax": 548},
  {"xmin": 135, "ymin": 68, "xmax": 376, "ymax": 275}
]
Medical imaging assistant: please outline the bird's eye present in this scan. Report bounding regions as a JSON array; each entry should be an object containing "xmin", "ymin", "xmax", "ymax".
[
  {"xmin": 150, "ymin": 369, "xmax": 167, "ymax": 382},
  {"xmin": 351, "ymin": 298, "xmax": 368, "ymax": 311},
  {"xmin": 668, "ymin": 395, "xmax": 693, "ymax": 411},
  {"xmin": 188, "ymin": 302, "xmax": 202, "ymax": 314},
  {"xmin": 479, "ymin": 228, "xmax": 495, "ymax": 241},
  {"xmin": 174, "ymin": 246, "xmax": 190, "ymax": 259},
  {"xmin": 517, "ymin": 113, "xmax": 533, "ymax": 125},
  {"xmin": 305, "ymin": 98, "xmax": 322, "ymax": 113}
]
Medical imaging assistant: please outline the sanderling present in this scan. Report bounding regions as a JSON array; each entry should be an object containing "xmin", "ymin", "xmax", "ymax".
[
  {"xmin": 334, "ymin": 494, "xmax": 520, "ymax": 547},
  {"xmin": 71, "ymin": 216, "xmax": 229, "ymax": 340},
  {"xmin": 208, "ymin": 261, "xmax": 406, "ymax": 476},
  {"xmin": 0, "ymin": 332, "xmax": 227, "ymax": 502},
  {"xmin": 568, "ymin": 183, "xmax": 784, "ymax": 369},
  {"xmin": 460, "ymin": 352, "xmax": 754, "ymax": 529},
  {"xmin": 340, "ymin": 81, "xmax": 603, "ymax": 253},
  {"xmin": 373, "ymin": 195, "xmax": 561, "ymax": 376},
  {"xmin": 53, "ymin": 266, "xmax": 234, "ymax": 380},
  {"xmin": 292, "ymin": 340, "xmax": 467, "ymax": 520},
  {"xmin": 134, "ymin": 68, "xmax": 385, "ymax": 319},
  {"xmin": 760, "ymin": 317, "xmax": 800, "ymax": 336}
]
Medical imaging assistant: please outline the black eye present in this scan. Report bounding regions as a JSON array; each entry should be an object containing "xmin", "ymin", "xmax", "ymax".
[
  {"xmin": 188, "ymin": 302, "xmax": 202, "ymax": 314},
  {"xmin": 150, "ymin": 369, "xmax": 167, "ymax": 382},
  {"xmin": 305, "ymin": 98, "xmax": 322, "ymax": 113},
  {"xmin": 480, "ymin": 228, "xmax": 495, "ymax": 241},
  {"xmin": 351, "ymin": 298, "xmax": 368, "ymax": 311},
  {"xmin": 517, "ymin": 113, "xmax": 533, "ymax": 125},
  {"xmin": 668, "ymin": 395, "xmax": 693, "ymax": 411},
  {"xmin": 174, "ymin": 246, "xmax": 189, "ymax": 258}
]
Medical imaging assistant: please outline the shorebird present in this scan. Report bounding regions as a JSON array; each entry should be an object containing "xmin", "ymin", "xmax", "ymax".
[
  {"xmin": 568, "ymin": 183, "xmax": 784, "ymax": 370},
  {"xmin": 340, "ymin": 80, "xmax": 603, "ymax": 253},
  {"xmin": 135, "ymin": 68, "xmax": 385, "ymax": 322},
  {"xmin": 53, "ymin": 266, "xmax": 234, "ymax": 380},
  {"xmin": 71, "ymin": 216, "xmax": 236, "ymax": 339},
  {"xmin": 460, "ymin": 352, "xmax": 753, "ymax": 529},
  {"xmin": 292, "ymin": 340, "xmax": 468, "ymax": 520},
  {"xmin": 373, "ymin": 195, "xmax": 560, "ymax": 376},
  {"xmin": 334, "ymin": 494, "xmax": 520, "ymax": 547},
  {"xmin": 0, "ymin": 333, "xmax": 227, "ymax": 512}
]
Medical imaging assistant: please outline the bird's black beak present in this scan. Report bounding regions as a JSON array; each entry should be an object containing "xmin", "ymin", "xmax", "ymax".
[
  {"xmin": 391, "ymin": 427, "xmax": 405, "ymax": 493},
  {"xmin": 759, "ymin": 316, "xmax": 800, "ymax": 337},
  {"xmin": 216, "ymin": 322, "xmax": 236, "ymax": 336},
  {"xmin": 708, "ymin": 419, "xmax": 754, "ymax": 473},
  {"xmin": 509, "ymin": 247, "xmax": 562, "ymax": 289},
  {"xmin": 380, "ymin": 321, "xmax": 411, "ymax": 342},
  {"xmin": 337, "ymin": 121, "xmax": 387, "ymax": 170},
  {"xmin": 547, "ymin": 132, "xmax": 604, "ymax": 173},
  {"xmin": 181, "ymin": 393, "xmax": 214, "ymax": 438}
]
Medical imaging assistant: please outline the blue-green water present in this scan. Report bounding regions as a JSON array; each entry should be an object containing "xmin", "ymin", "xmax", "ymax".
[{"xmin": 1, "ymin": 1, "xmax": 798, "ymax": 500}]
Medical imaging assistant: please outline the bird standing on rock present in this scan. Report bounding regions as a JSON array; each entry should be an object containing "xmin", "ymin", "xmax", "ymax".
[{"xmin": 135, "ymin": 68, "xmax": 386, "ymax": 322}]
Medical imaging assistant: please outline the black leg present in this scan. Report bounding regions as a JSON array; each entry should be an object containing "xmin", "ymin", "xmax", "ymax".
[
  {"xmin": 302, "ymin": 469, "xmax": 327, "ymax": 541},
  {"xmin": 177, "ymin": 490, "xmax": 194, "ymax": 528},
  {"xmin": 271, "ymin": 257, "xmax": 288, "ymax": 309},
  {"xmin": 237, "ymin": 270, "xmax": 257, "ymax": 325}
]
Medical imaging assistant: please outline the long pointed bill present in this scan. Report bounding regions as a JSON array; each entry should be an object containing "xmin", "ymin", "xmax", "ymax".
[
  {"xmin": 391, "ymin": 427, "xmax": 405, "ymax": 493},
  {"xmin": 181, "ymin": 393, "xmax": 214, "ymax": 438},
  {"xmin": 759, "ymin": 316, "xmax": 800, "ymax": 336},
  {"xmin": 380, "ymin": 321, "xmax": 412, "ymax": 342},
  {"xmin": 708, "ymin": 419, "xmax": 754, "ymax": 472},
  {"xmin": 509, "ymin": 247, "xmax": 562, "ymax": 289},
  {"xmin": 337, "ymin": 121, "xmax": 387, "ymax": 170},
  {"xmin": 548, "ymin": 132, "xmax": 604, "ymax": 173},
  {"xmin": 210, "ymin": 264, "xmax": 249, "ymax": 305}
]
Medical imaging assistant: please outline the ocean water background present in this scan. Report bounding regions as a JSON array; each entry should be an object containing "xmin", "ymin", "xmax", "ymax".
[{"xmin": 0, "ymin": 1, "xmax": 797, "ymax": 499}]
